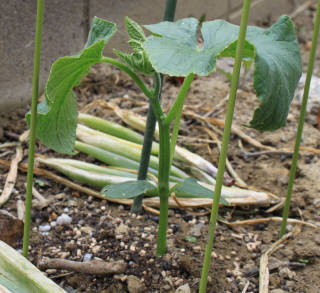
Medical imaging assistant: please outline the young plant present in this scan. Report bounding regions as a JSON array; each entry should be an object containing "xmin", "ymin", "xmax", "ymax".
[
  {"xmin": 131, "ymin": 0, "xmax": 178, "ymax": 214},
  {"xmin": 280, "ymin": 0, "xmax": 320, "ymax": 238},
  {"xmin": 29, "ymin": 11, "xmax": 301, "ymax": 258},
  {"xmin": 23, "ymin": 0, "xmax": 45, "ymax": 258}
]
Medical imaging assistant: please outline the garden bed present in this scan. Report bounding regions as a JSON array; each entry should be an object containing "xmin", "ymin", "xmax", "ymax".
[{"xmin": 1, "ymin": 3, "xmax": 320, "ymax": 292}]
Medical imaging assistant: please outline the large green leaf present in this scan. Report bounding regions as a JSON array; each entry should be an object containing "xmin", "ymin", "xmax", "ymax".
[
  {"xmin": 101, "ymin": 180, "xmax": 156, "ymax": 199},
  {"xmin": 28, "ymin": 17, "xmax": 116, "ymax": 154},
  {"xmin": 172, "ymin": 178, "xmax": 229, "ymax": 205},
  {"xmin": 143, "ymin": 16, "xmax": 302, "ymax": 130},
  {"xmin": 0, "ymin": 241, "xmax": 66, "ymax": 293}
]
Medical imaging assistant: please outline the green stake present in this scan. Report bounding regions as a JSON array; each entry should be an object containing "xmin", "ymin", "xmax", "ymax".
[
  {"xmin": 23, "ymin": 0, "xmax": 45, "ymax": 258},
  {"xmin": 280, "ymin": 0, "xmax": 320, "ymax": 238},
  {"xmin": 199, "ymin": 0, "xmax": 252, "ymax": 291}
]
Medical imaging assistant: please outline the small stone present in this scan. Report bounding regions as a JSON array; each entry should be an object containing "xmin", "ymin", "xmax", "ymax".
[
  {"xmin": 83, "ymin": 253, "xmax": 92, "ymax": 262},
  {"xmin": 279, "ymin": 267, "xmax": 296, "ymax": 279},
  {"xmin": 130, "ymin": 245, "xmax": 136, "ymax": 252},
  {"xmin": 116, "ymin": 223, "xmax": 129, "ymax": 234},
  {"xmin": 218, "ymin": 255, "xmax": 225, "ymax": 261},
  {"xmin": 56, "ymin": 214, "xmax": 72, "ymax": 225},
  {"xmin": 175, "ymin": 283, "xmax": 191, "ymax": 293},
  {"xmin": 211, "ymin": 252, "xmax": 217, "ymax": 258},
  {"xmin": 50, "ymin": 221, "xmax": 57, "ymax": 227},
  {"xmin": 127, "ymin": 275, "xmax": 146, "ymax": 293},
  {"xmin": 193, "ymin": 246, "xmax": 201, "ymax": 252},
  {"xmin": 63, "ymin": 207, "xmax": 69, "ymax": 213},
  {"xmin": 139, "ymin": 250, "xmax": 146, "ymax": 257},
  {"xmin": 270, "ymin": 290, "xmax": 286, "ymax": 293},
  {"xmin": 45, "ymin": 269, "xmax": 57, "ymax": 274},
  {"xmin": 39, "ymin": 224, "xmax": 51, "ymax": 232},
  {"xmin": 313, "ymin": 198, "xmax": 320, "ymax": 208},
  {"xmin": 92, "ymin": 245, "xmax": 101, "ymax": 254},
  {"xmin": 189, "ymin": 223, "xmax": 204, "ymax": 237}
]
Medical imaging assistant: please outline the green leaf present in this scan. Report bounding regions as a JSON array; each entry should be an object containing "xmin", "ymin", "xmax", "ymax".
[
  {"xmin": 125, "ymin": 17, "xmax": 146, "ymax": 45},
  {"xmin": 35, "ymin": 179, "xmax": 46, "ymax": 187},
  {"xmin": 144, "ymin": 16, "xmax": 302, "ymax": 130},
  {"xmin": 27, "ymin": 17, "xmax": 116, "ymax": 154},
  {"xmin": 101, "ymin": 180, "xmax": 156, "ymax": 199},
  {"xmin": 0, "ymin": 240, "xmax": 66, "ymax": 293},
  {"xmin": 114, "ymin": 49, "xmax": 154, "ymax": 75},
  {"xmin": 185, "ymin": 236, "xmax": 197, "ymax": 243},
  {"xmin": 172, "ymin": 178, "xmax": 229, "ymax": 205}
]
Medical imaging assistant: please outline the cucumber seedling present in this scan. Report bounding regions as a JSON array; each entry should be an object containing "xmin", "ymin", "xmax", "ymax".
[{"xmin": 28, "ymin": 12, "xmax": 302, "ymax": 257}]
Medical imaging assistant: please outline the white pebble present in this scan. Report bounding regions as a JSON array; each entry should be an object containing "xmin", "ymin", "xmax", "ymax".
[
  {"xmin": 50, "ymin": 221, "xmax": 56, "ymax": 227},
  {"xmin": 39, "ymin": 224, "xmax": 51, "ymax": 232},
  {"xmin": 56, "ymin": 213, "xmax": 72, "ymax": 225},
  {"xmin": 83, "ymin": 253, "xmax": 92, "ymax": 262},
  {"xmin": 63, "ymin": 207, "xmax": 69, "ymax": 213}
]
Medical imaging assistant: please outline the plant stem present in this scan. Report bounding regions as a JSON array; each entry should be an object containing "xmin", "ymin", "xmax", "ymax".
[
  {"xmin": 156, "ymin": 119, "xmax": 171, "ymax": 256},
  {"xmin": 132, "ymin": 0, "xmax": 178, "ymax": 213},
  {"xmin": 199, "ymin": 1, "xmax": 251, "ymax": 292},
  {"xmin": 279, "ymin": 0, "xmax": 320, "ymax": 238},
  {"xmin": 132, "ymin": 73, "xmax": 161, "ymax": 213},
  {"xmin": 163, "ymin": 0, "xmax": 178, "ymax": 21},
  {"xmin": 101, "ymin": 57, "xmax": 152, "ymax": 99},
  {"xmin": 22, "ymin": 0, "xmax": 45, "ymax": 258},
  {"xmin": 167, "ymin": 73, "xmax": 195, "ymax": 166}
]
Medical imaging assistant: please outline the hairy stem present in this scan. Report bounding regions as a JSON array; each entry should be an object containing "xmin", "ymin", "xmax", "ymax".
[
  {"xmin": 23, "ymin": 0, "xmax": 45, "ymax": 258},
  {"xmin": 156, "ymin": 119, "xmax": 171, "ymax": 256},
  {"xmin": 199, "ymin": 1, "xmax": 252, "ymax": 292},
  {"xmin": 279, "ymin": 0, "xmax": 320, "ymax": 238},
  {"xmin": 132, "ymin": 0, "xmax": 178, "ymax": 213},
  {"xmin": 132, "ymin": 73, "xmax": 161, "ymax": 213}
]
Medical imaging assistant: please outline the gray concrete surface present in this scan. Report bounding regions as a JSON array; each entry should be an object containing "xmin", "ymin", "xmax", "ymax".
[
  {"xmin": 0, "ymin": 0, "xmax": 86, "ymax": 113},
  {"xmin": 0, "ymin": 0, "xmax": 309, "ymax": 115}
]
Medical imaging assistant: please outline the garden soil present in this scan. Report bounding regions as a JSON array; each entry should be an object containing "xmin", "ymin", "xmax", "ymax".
[{"xmin": 1, "ymin": 4, "xmax": 320, "ymax": 293}]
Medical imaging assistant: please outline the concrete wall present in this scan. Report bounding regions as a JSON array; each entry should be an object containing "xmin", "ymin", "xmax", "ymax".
[{"xmin": 0, "ymin": 0, "xmax": 307, "ymax": 113}]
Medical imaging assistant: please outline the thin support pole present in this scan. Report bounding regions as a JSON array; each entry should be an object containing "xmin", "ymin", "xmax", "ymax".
[{"xmin": 23, "ymin": 0, "xmax": 45, "ymax": 258}]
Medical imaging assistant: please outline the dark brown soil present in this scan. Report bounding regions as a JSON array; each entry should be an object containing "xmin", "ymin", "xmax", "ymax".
[{"xmin": 1, "ymin": 4, "xmax": 320, "ymax": 293}]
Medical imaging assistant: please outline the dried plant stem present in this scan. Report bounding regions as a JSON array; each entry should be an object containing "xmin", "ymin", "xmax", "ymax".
[
  {"xmin": 259, "ymin": 232, "xmax": 294, "ymax": 293},
  {"xmin": 219, "ymin": 216, "xmax": 320, "ymax": 229},
  {"xmin": 280, "ymin": 0, "xmax": 320, "ymax": 238},
  {"xmin": 0, "ymin": 144, "xmax": 23, "ymax": 207},
  {"xmin": 39, "ymin": 258, "xmax": 127, "ymax": 275}
]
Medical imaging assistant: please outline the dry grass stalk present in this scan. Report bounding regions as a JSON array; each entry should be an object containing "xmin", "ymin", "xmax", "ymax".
[
  {"xmin": 0, "ymin": 143, "xmax": 23, "ymax": 207},
  {"xmin": 38, "ymin": 258, "xmax": 127, "ymax": 275},
  {"xmin": 259, "ymin": 226, "xmax": 301, "ymax": 293},
  {"xmin": 219, "ymin": 216, "xmax": 320, "ymax": 229},
  {"xmin": 202, "ymin": 127, "xmax": 247, "ymax": 187}
]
